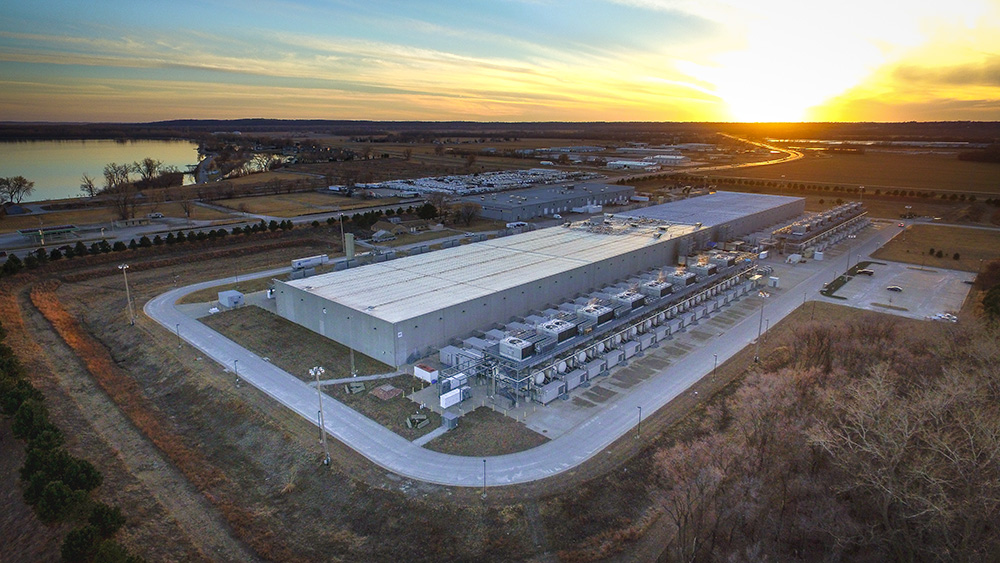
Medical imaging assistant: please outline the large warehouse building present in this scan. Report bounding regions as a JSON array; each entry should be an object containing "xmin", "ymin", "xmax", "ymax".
[
  {"xmin": 274, "ymin": 192, "xmax": 804, "ymax": 367},
  {"xmin": 463, "ymin": 182, "xmax": 635, "ymax": 222}
]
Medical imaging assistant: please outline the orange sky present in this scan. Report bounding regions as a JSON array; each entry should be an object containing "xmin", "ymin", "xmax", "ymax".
[{"xmin": 1, "ymin": 0, "xmax": 998, "ymax": 122}]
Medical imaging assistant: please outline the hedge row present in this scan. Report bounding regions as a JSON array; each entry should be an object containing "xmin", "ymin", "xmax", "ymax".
[{"xmin": 0, "ymin": 320, "xmax": 142, "ymax": 562}]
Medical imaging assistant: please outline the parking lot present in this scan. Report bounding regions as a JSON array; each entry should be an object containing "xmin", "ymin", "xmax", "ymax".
[{"xmin": 829, "ymin": 261, "xmax": 975, "ymax": 320}]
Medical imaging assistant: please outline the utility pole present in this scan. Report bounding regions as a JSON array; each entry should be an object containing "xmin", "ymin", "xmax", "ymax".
[
  {"xmin": 175, "ymin": 323, "xmax": 181, "ymax": 348},
  {"xmin": 713, "ymin": 353, "xmax": 718, "ymax": 379},
  {"xmin": 754, "ymin": 300, "xmax": 765, "ymax": 362},
  {"xmin": 234, "ymin": 359, "xmax": 239, "ymax": 386},
  {"xmin": 118, "ymin": 264, "xmax": 134, "ymax": 325},
  {"xmin": 764, "ymin": 318, "xmax": 769, "ymax": 343},
  {"xmin": 636, "ymin": 406, "xmax": 642, "ymax": 438},
  {"xmin": 310, "ymin": 366, "xmax": 330, "ymax": 465},
  {"xmin": 482, "ymin": 459, "xmax": 487, "ymax": 499}
]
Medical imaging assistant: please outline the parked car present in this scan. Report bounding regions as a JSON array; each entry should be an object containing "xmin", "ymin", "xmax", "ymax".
[
  {"xmin": 552, "ymin": 214, "xmax": 562, "ymax": 219},
  {"xmin": 147, "ymin": 212, "xmax": 164, "ymax": 219},
  {"xmin": 886, "ymin": 285, "xmax": 903, "ymax": 292},
  {"xmin": 897, "ymin": 222, "xmax": 905, "ymax": 227}
]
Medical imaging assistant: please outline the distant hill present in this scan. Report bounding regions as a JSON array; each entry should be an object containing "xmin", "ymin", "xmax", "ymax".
[{"xmin": 0, "ymin": 120, "xmax": 997, "ymax": 143}]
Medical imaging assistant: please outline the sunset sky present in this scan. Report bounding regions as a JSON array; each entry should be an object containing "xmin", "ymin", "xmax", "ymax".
[{"xmin": 1, "ymin": 0, "xmax": 998, "ymax": 123}]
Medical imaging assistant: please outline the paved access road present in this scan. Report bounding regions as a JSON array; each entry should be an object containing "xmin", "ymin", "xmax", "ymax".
[{"xmin": 145, "ymin": 223, "xmax": 897, "ymax": 487}]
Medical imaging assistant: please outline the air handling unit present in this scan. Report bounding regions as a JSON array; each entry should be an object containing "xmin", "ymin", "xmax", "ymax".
[
  {"xmin": 613, "ymin": 290, "xmax": 646, "ymax": 310},
  {"xmin": 537, "ymin": 319, "xmax": 578, "ymax": 343},
  {"xmin": 578, "ymin": 303, "xmax": 615, "ymax": 325},
  {"xmin": 640, "ymin": 279, "xmax": 673, "ymax": 298},
  {"xmin": 499, "ymin": 336, "xmax": 535, "ymax": 361}
]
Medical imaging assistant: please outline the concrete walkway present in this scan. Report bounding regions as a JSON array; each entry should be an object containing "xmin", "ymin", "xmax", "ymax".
[{"xmin": 144, "ymin": 223, "xmax": 899, "ymax": 487}]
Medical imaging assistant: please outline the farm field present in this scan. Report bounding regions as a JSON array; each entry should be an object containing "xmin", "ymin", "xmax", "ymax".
[
  {"xmin": 710, "ymin": 151, "xmax": 1000, "ymax": 195},
  {"xmin": 872, "ymin": 224, "xmax": 1000, "ymax": 272}
]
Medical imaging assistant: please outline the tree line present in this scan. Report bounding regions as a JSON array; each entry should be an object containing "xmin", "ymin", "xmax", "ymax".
[
  {"xmin": 0, "ymin": 320, "xmax": 142, "ymax": 562},
  {"xmin": 653, "ymin": 306, "xmax": 1000, "ymax": 561}
]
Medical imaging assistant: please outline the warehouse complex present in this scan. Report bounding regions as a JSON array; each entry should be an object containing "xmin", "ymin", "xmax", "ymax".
[
  {"xmin": 274, "ymin": 192, "xmax": 806, "ymax": 368},
  {"xmin": 461, "ymin": 182, "xmax": 635, "ymax": 222}
]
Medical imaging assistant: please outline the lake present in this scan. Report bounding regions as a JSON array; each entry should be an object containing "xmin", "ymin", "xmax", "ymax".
[{"xmin": 0, "ymin": 139, "xmax": 200, "ymax": 203}]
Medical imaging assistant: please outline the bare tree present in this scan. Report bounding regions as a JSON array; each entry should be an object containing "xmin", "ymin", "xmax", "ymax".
[
  {"xmin": 453, "ymin": 201, "xmax": 482, "ymax": 226},
  {"xmin": 465, "ymin": 154, "xmax": 477, "ymax": 169},
  {"xmin": 79, "ymin": 174, "xmax": 98, "ymax": 198},
  {"xmin": 178, "ymin": 200, "xmax": 194, "ymax": 223},
  {"xmin": 104, "ymin": 163, "xmax": 135, "ymax": 220},
  {"xmin": 403, "ymin": 147, "xmax": 413, "ymax": 161},
  {"xmin": 132, "ymin": 157, "xmax": 163, "ymax": 187},
  {"xmin": 0, "ymin": 176, "xmax": 35, "ymax": 204}
]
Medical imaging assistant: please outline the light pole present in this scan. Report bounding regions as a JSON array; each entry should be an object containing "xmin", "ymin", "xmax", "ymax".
[
  {"xmin": 234, "ymin": 359, "xmax": 239, "ymax": 386},
  {"xmin": 175, "ymin": 323, "xmax": 180, "ymax": 348},
  {"xmin": 118, "ymin": 264, "xmax": 134, "ymax": 325},
  {"xmin": 754, "ymin": 300, "xmax": 765, "ymax": 362},
  {"xmin": 764, "ymin": 318, "xmax": 769, "ymax": 343},
  {"xmin": 481, "ymin": 459, "xmax": 487, "ymax": 499},
  {"xmin": 310, "ymin": 366, "xmax": 330, "ymax": 465},
  {"xmin": 636, "ymin": 406, "xmax": 642, "ymax": 438},
  {"xmin": 713, "ymin": 354, "xmax": 718, "ymax": 379}
]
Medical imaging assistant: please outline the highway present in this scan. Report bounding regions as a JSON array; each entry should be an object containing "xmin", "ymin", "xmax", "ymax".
[{"xmin": 143, "ymin": 220, "xmax": 897, "ymax": 487}]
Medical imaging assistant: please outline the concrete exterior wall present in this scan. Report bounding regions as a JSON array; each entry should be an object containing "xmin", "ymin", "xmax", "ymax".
[
  {"xmin": 476, "ymin": 185, "xmax": 635, "ymax": 222},
  {"xmin": 276, "ymin": 234, "xmax": 687, "ymax": 366}
]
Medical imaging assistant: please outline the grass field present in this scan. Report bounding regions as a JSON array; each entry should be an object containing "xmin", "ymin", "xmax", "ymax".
[
  {"xmin": 710, "ymin": 151, "xmax": 1000, "ymax": 195},
  {"xmin": 0, "ymin": 201, "xmax": 233, "ymax": 234},
  {"xmin": 424, "ymin": 407, "xmax": 549, "ymax": 456},
  {"xmin": 872, "ymin": 224, "xmax": 1000, "ymax": 272},
  {"xmin": 327, "ymin": 374, "xmax": 440, "ymax": 440},
  {"xmin": 213, "ymin": 192, "xmax": 401, "ymax": 217},
  {"xmin": 200, "ymin": 305, "xmax": 391, "ymax": 380},
  {"xmin": 177, "ymin": 278, "xmax": 273, "ymax": 304}
]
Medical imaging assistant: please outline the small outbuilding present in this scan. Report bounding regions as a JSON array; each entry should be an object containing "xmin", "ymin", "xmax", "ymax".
[{"xmin": 218, "ymin": 290, "xmax": 245, "ymax": 308}]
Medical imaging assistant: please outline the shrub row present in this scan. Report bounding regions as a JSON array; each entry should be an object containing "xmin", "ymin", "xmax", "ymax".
[{"xmin": 0, "ymin": 320, "xmax": 141, "ymax": 562}]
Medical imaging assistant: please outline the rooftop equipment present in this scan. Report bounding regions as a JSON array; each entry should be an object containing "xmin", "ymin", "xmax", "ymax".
[
  {"xmin": 614, "ymin": 290, "xmax": 646, "ymax": 310},
  {"xmin": 577, "ymin": 303, "xmax": 615, "ymax": 325},
  {"xmin": 640, "ymin": 279, "xmax": 673, "ymax": 298},
  {"xmin": 537, "ymin": 319, "xmax": 578, "ymax": 343},
  {"xmin": 499, "ymin": 336, "xmax": 535, "ymax": 361}
]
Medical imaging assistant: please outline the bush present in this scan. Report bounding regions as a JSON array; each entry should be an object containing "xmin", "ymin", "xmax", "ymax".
[
  {"xmin": 152, "ymin": 235, "xmax": 163, "ymax": 246},
  {"xmin": 89, "ymin": 502, "xmax": 126, "ymax": 538},
  {"xmin": 23, "ymin": 254, "xmax": 39, "ymax": 269},
  {"xmin": 954, "ymin": 253, "xmax": 961, "ymax": 260},
  {"xmin": 0, "ymin": 376, "xmax": 41, "ymax": 415},
  {"xmin": 2, "ymin": 254, "xmax": 24, "ymax": 275},
  {"xmin": 92, "ymin": 539, "xmax": 138, "ymax": 563},
  {"xmin": 268, "ymin": 220, "xmax": 279, "ymax": 232},
  {"xmin": 61, "ymin": 525, "xmax": 98, "ymax": 562},
  {"xmin": 37, "ymin": 480, "xmax": 76, "ymax": 521},
  {"xmin": 50, "ymin": 248, "xmax": 63, "ymax": 261},
  {"xmin": 936, "ymin": 250, "xmax": 944, "ymax": 258},
  {"xmin": 175, "ymin": 231, "xmax": 186, "ymax": 243},
  {"xmin": 311, "ymin": 220, "xmax": 320, "ymax": 228},
  {"xmin": 165, "ymin": 232, "xmax": 175, "ymax": 245},
  {"xmin": 113, "ymin": 241, "xmax": 127, "ymax": 252},
  {"xmin": 12, "ymin": 399, "xmax": 52, "ymax": 440},
  {"xmin": 930, "ymin": 247, "xmax": 935, "ymax": 255},
  {"xmin": 128, "ymin": 240, "xmax": 138, "ymax": 251},
  {"xmin": 138, "ymin": 236, "xmax": 151, "ymax": 248}
]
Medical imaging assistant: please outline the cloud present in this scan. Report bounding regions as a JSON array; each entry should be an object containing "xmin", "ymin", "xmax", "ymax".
[{"xmin": 893, "ymin": 56, "xmax": 1000, "ymax": 87}]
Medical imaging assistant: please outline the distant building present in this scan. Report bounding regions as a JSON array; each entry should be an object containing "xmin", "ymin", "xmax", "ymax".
[
  {"xmin": 607, "ymin": 160, "xmax": 660, "ymax": 170},
  {"xmin": 462, "ymin": 182, "xmax": 634, "ymax": 222}
]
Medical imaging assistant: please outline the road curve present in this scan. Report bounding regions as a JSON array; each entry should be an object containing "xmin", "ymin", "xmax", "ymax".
[{"xmin": 143, "ymin": 228, "xmax": 888, "ymax": 486}]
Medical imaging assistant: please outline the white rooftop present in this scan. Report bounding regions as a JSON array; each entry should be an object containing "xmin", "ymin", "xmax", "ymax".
[
  {"xmin": 286, "ymin": 222, "xmax": 697, "ymax": 323},
  {"xmin": 620, "ymin": 191, "xmax": 803, "ymax": 227}
]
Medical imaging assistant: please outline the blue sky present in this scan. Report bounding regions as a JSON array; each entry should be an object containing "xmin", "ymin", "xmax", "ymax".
[{"xmin": 1, "ymin": 0, "xmax": 998, "ymax": 122}]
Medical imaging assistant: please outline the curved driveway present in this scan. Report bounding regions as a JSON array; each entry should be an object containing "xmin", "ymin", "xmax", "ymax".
[{"xmin": 144, "ymin": 225, "xmax": 894, "ymax": 486}]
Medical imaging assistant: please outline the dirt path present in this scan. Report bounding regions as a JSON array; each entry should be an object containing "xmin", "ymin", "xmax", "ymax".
[{"xmin": 20, "ymin": 289, "xmax": 261, "ymax": 563}]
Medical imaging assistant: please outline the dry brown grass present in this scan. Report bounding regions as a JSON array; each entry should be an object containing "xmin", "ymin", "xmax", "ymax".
[
  {"xmin": 711, "ymin": 151, "xmax": 1000, "ymax": 194},
  {"xmin": 424, "ymin": 407, "xmax": 549, "ymax": 456},
  {"xmin": 872, "ymin": 224, "xmax": 1000, "ymax": 272},
  {"xmin": 28, "ymin": 281, "xmax": 301, "ymax": 562},
  {"xmin": 200, "ymin": 305, "xmax": 391, "ymax": 381},
  {"xmin": 178, "ymin": 277, "xmax": 274, "ymax": 305},
  {"xmin": 212, "ymin": 192, "xmax": 401, "ymax": 217}
]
